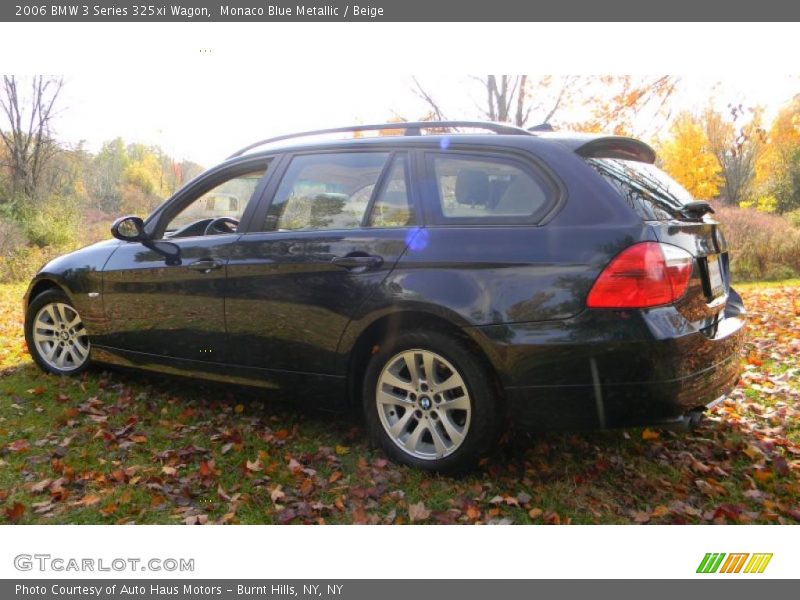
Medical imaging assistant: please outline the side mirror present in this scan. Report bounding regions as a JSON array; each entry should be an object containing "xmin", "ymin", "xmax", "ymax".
[{"xmin": 111, "ymin": 216, "xmax": 146, "ymax": 242}]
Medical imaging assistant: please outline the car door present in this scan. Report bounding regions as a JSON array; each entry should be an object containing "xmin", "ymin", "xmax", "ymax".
[
  {"xmin": 99, "ymin": 158, "xmax": 272, "ymax": 362},
  {"xmin": 224, "ymin": 150, "xmax": 419, "ymax": 377}
]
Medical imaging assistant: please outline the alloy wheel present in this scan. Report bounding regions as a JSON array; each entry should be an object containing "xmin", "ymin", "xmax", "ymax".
[
  {"xmin": 375, "ymin": 349, "xmax": 472, "ymax": 460},
  {"xmin": 32, "ymin": 302, "xmax": 90, "ymax": 371}
]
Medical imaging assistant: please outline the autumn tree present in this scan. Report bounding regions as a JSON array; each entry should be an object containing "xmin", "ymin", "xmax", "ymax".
[
  {"xmin": 89, "ymin": 138, "xmax": 129, "ymax": 212},
  {"xmin": 88, "ymin": 140, "xmax": 200, "ymax": 216},
  {"xmin": 0, "ymin": 75, "xmax": 64, "ymax": 203},
  {"xmin": 409, "ymin": 75, "xmax": 678, "ymax": 138},
  {"xmin": 577, "ymin": 76, "xmax": 678, "ymax": 137},
  {"xmin": 704, "ymin": 105, "xmax": 766, "ymax": 207},
  {"xmin": 756, "ymin": 95, "xmax": 800, "ymax": 212},
  {"xmin": 658, "ymin": 112, "xmax": 722, "ymax": 199}
]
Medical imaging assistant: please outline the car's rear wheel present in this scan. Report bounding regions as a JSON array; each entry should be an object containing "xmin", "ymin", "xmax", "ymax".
[
  {"xmin": 25, "ymin": 289, "xmax": 91, "ymax": 375},
  {"xmin": 363, "ymin": 331, "xmax": 502, "ymax": 472}
]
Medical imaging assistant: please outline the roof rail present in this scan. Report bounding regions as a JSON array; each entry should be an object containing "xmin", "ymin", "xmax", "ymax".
[
  {"xmin": 527, "ymin": 123, "xmax": 554, "ymax": 132},
  {"xmin": 227, "ymin": 121, "xmax": 532, "ymax": 159}
]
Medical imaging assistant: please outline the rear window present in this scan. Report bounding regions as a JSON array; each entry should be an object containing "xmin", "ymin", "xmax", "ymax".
[{"xmin": 587, "ymin": 158, "xmax": 695, "ymax": 221}]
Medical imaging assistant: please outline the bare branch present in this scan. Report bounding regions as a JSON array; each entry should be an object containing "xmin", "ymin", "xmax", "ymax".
[
  {"xmin": 515, "ymin": 75, "xmax": 528, "ymax": 126},
  {"xmin": 0, "ymin": 75, "xmax": 64, "ymax": 199},
  {"xmin": 542, "ymin": 76, "xmax": 576, "ymax": 124},
  {"xmin": 411, "ymin": 76, "xmax": 447, "ymax": 121}
]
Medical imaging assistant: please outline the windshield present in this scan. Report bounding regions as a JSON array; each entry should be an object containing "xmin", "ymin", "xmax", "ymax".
[{"xmin": 587, "ymin": 158, "xmax": 696, "ymax": 221}]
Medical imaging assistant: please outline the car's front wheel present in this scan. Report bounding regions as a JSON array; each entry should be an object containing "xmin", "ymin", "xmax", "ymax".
[
  {"xmin": 363, "ymin": 331, "xmax": 502, "ymax": 472},
  {"xmin": 25, "ymin": 289, "xmax": 91, "ymax": 375}
]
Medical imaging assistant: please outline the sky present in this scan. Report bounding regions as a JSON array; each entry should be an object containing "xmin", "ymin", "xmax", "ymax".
[
  {"xmin": 46, "ymin": 72, "xmax": 799, "ymax": 168},
  {"xmin": 3, "ymin": 22, "xmax": 798, "ymax": 169}
]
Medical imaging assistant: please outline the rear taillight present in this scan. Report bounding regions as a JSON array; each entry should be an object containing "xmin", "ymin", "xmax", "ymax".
[{"xmin": 586, "ymin": 242, "xmax": 693, "ymax": 309}]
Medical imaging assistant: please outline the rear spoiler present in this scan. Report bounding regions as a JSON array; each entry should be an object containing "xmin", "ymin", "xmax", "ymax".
[{"xmin": 574, "ymin": 137, "xmax": 656, "ymax": 164}]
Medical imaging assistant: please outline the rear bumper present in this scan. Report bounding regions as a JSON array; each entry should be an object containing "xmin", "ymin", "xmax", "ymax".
[
  {"xmin": 471, "ymin": 300, "xmax": 746, "ymax": 431},
  {"xmin": 503, "ymin": 349, "xmax": 741, "ymax": 430}
]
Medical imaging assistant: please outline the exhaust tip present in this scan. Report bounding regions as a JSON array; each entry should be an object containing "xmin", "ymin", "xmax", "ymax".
[{"xmin": 656, "ymin": 410, "xmax": 705, "ymax": 432}]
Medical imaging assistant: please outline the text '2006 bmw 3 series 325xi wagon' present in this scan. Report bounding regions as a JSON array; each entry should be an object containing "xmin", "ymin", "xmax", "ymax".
[{"xmin": 24, "ymin": 121, "xmax": 746, "ymax": 471}]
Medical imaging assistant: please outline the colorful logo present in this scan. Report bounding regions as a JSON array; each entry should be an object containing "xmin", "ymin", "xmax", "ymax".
[{"xmin": 696, "ymin": 553, "xmax": 773, "ymax": 574}]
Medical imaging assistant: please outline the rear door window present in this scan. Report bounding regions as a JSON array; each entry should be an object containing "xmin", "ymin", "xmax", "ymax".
[
  {"xmin": 426, "ymin": 153, "xmax": 555, "ymax": 224},
  {"xmin": 264, "ymin": 152, "xmax": 389, "ymax": 231},
  {"xmin": 587, "ymin": 158, "xmax": 696, "ymax": 221}
]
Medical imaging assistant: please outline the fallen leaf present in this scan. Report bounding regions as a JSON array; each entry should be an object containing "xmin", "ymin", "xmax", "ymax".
[
  {"xmin": 754, "ymin": 469, "xmax": 774, "ymax": 484},
  {"xmin": 7, "ymin": 439, "xmax": 29, "ymax": 452},
  {"xmin": 245, "ymin": 459, "xmax": 263, "ymax": 472},
  {"xmin": 652, "ymin": 505, "xmax": 670, "ymax": 518},
  {"xmin": 528, "ymin": 508, "xmax": 543, "ymax": 520},
  {"xmin": 30, "ymin": 479, "xmax": 52, "ymax": 494},
  {"xmin": 695, "ymin": 479, "xmax": 719, "ymax": 497},
  {"xmin": 4, "ymin": 502, "xmax": 25, "ymax": 522},
  {"xmin": 465, "ymin": 505, "xmax": 481, "ymax": 520},
  {"xmin": 642, "ymin": 429, "xmax": 660, "ymax": 441},
  {"xmin": 633, "ymin": 511, "xmax": 650, "ymax": 523},
  {"xmin": 270, "ymin": 485, "xmax": 285, "ymax": 503},
  {"xmin": 78, "ymin": 494, "xmax": 101, "ymax": 507},
  {"xmin": 184, "ymin": 514, "xmax": 209, "ymax": 525},
  {"xmin": 542, "ymin": 511, "xmax": 563, "ymax": 525},
  {"xmin": 408, "ymin": 501, "xmax": 431, "ymax": 522},
  {"xmin": 743, "ymin": 445, "xmax": 763, "ymax": 460}
]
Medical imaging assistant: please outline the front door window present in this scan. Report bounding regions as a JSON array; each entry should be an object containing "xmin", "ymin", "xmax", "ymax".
[{"xmin": 164, "ymin": 168, "xmax": 267, "ymax": 238}]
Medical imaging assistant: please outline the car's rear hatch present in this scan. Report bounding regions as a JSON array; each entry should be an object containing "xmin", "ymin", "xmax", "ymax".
[{"xmin": 585, "ymin": 155, "xmax": 731, "ymax": 334}]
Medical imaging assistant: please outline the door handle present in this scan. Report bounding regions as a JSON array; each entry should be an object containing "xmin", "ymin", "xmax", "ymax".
[
  {"xmin": 187, "ymin": 259, "xmax": 223, "ymax": 273},
  {"xmin": 331, "ymin": 255, "xmax": 384, "ymax": 270}
]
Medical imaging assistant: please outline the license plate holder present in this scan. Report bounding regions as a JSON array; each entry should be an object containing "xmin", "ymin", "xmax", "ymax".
[{"xmin": 706, "ymin": 255, "xmax": 724, "ymax": 298}]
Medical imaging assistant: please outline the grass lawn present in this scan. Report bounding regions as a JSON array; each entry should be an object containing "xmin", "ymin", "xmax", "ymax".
[{"xmin": 1, "ymin": 281, "xmax": 799, "ymax": 524}]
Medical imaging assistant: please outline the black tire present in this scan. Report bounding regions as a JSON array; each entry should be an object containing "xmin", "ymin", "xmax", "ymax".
[
  {"xmin": 25, "ymin": 289, "xmax": 92, "ymax": 376},
  {"xmin": 362, "ymin": 330, "xmax": 503, "ymax": 473}
]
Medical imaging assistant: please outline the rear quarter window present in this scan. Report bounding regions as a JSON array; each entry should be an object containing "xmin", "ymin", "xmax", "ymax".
[
  {"xmin": 587, "ymin": 158, "xmax": 695, "ymax": 221},
  {"xmin": 425, "ymin": 152, "xmax": 557, "ymax": 225}
]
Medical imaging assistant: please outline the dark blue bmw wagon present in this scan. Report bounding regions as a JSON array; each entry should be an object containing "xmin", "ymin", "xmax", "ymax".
[{"xmin": 24, "ymin": 121, "xmax": 746, "ymax": 471}]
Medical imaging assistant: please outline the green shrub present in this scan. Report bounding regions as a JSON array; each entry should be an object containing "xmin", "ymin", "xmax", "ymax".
[
  {"xmin": 0, "ymin": 217, "xmax": 25, "ymax": 255},
  {"xmin": 0, "ymin": 198, "xmax": 81, "ymax": 283},
  {"xmin": 17, "ymin": 198, "xmax": 79, "ymax": 248},
  {"xmin": 0, "ymin": 245, "xmax": 64, "ymax": 283},
  {"xmin": 786, "ymin": 209, "xmax": 800, "ymax": 228}
]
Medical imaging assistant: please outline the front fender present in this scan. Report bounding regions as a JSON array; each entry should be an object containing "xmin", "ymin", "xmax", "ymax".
[{"xmin": 24, "ymin": 239, "xmax": 121, "ymax": 336}]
